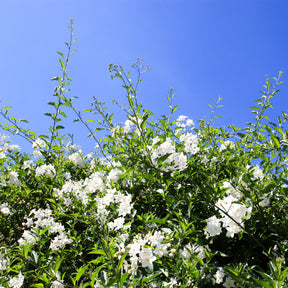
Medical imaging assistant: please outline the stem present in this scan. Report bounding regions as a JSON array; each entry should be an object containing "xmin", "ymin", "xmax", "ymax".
[{"xmin": 48, "ymin": 19, "xmax": 74, "ymax": 153}]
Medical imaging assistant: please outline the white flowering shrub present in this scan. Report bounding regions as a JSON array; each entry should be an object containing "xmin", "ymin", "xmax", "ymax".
[{"xmin": 0, "ymin": 20, "xmax": 288, "ymax": 287}]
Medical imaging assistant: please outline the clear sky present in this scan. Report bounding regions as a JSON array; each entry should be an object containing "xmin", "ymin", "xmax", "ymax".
[{"xmin": 0, "ymin": 0, "xmax": 288, "ymax": 153}]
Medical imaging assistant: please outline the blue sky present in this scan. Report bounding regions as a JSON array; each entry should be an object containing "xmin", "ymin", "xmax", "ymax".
[{"xmin": 0, "ymin": 0, "xmax": 288, "ymax": 153}]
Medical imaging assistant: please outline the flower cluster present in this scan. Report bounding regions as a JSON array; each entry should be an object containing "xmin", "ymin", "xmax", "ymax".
[
  {"xmin": 125, "ymin": 230, "xmax": 170, "ymax": 274},
  {"xmin": 0, "ymin": 253, "xmax": 8, "ymax": 271},
  {"xmin": 35, "ymin": 164, "xmax": 56, "ymax": 178},
  {"xmin": 68, "ymin": 151, "xmax": 85, "ymax": 168},
  {"xmin": 204, "ymin": 193, "xmax": 252, "ymax": 238},
  {"xmin": 7, "ymin": 171, "xmax": 21, "ymax": 187},
  {"xmin": 8, "ymin": 273, "xmax": 24, "ymax": 288},
  {"xmin": 19, "ymin": 208, "xmax": 72, "ymax": 251},
  {"xmin": 179, "ymin": 132, "xmax": 199, "ymax": 154},
  {"xmin": 0, "ymin": 202, "xmax": 11, "ymax": 215},
  {"xmin": 176, "ymin": 115, "xmax": 194, "ymax": 131},
  {"xmin": 32, "ymin": 138, "xmax": 46, "ymax": 158},
  {"xmin": 151, "ymin": 138, "xmax": 187, "ymax": 171},
  {"xmin": 97, "ymin": 188, "xmax": 134, "ymax": 226},
  {"xmin": 180, "ymin": 242, "xmax": 209, "ymax": 260}
]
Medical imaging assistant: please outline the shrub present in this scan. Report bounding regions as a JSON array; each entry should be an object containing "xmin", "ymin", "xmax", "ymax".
[{"xmin": 0, "ymin": 20, "xmax": 288, "ymax": 288}]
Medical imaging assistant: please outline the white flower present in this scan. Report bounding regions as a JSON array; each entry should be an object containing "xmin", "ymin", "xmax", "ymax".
[
  {"xmin": 107, "ymin": 168, "xmax": 122, "ymax": 183},
  {"xmin": 48, "ymin": 222, "xmax": 65, "ymax": 234},
  {"xmin": 0, "ymin": 202, "xmax": 11, "ymax": 215},
  {"xmin": 32, "ymin": 138, "xmax": 46, "ymax": 151},
  {"xmin": 68, "ymin": 152, "xmax": 85, "ymax": 168},
  {"xmin": 128, "ymin": 242, "xmax": 141, "ymax": 257},
  {"xmin": 215, "ymin": 194, "xmax": 252, "ymax": 238},
  {"xmin": 154, "ymin": 243, "xmax": 168, "ymax": 257},
  {"xmin": 163, "ymin": 278, "xmax": 177, "ymax": 287},
  {"xmin": 223, "ymin": 276, "xmax": 236, "ymax": 288},
  {"xmin": 123, "ymin": 119, "xmax": 135, "ymax": 133},
  {"xmin": 35, "ymin": 164, "xmax": 56, "ymax": 178},
  {"xmin": 181, "ymin": 243, "xmax": 207, "ymax": 260},
  {"xmin": 177, "ymin": 115, "xmax": 188, "ymax": 122},
  {"xmin": 0, "ymin": 253, "xmax": 8, "ymax": 271},
  {"xmin": 22, "ymin": 160, "xmax": 34, "ymax": 170},
  {"xmin": 221, "ymin": 181, "xmax": 243, "ymax": 199},
  {"xmin": 204, "ymin": 215, "xmax": 222, "ymax": 238},
  {"xmin": 51, "ymin": 280, "xmax": 65, "ymax": 288},
  {"xmin": 117, "ymin": 200, "xmax": 133, "ymax": 217},
  {"xmin": 49, "ymin": 233, "xmax": 72, "ymax": 251},
  {"xmin": 259, "ymin": 196, "xmax": 271, "ymax": 207},
  {"xmin": 32, "ymin": 149, "xmax": 42, "ymax": 158},
  {"xmin": 220, "ymin": 140, "xmax": 235, "ymax": 151},
  {"xmin": 179, "ymin": 133, "xmax": 199, "ymax": 154},
  {"xmin": 139, "ymin": 248, "xmax": 156, "ymax": 270},
  {"xmin": 148, "ymin": 231, "xmax": 164, "ymax": 246},
  {"xmin": 8, "ymin": 144, "xmax": 21, "ymax": 151},
  {"xmin": 107, "ymin": 217, "xmax": 125, "ymax": 231},
  {"xmin": 214, "ymin": 267, "xmax": 225, "ymax": 284},
  {"xmin": 18, "ymin": 230, "xmax": 37, "ymax": 246},
  {"xmin": 251, "ymin": 165, "xmax": 264, "ymax": 180},
  {"xmin": 8, "ymin": 171, "xmax": 21, "ymax": 186},
  {"xmin": 9, "ymin": 272, "xmax": 24, "ymax": 288}
]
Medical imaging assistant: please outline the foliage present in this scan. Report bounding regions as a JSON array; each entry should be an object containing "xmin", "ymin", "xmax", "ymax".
[{"xmin": 0, "ymin": 20, "xmax": 288, "ymax": 287}]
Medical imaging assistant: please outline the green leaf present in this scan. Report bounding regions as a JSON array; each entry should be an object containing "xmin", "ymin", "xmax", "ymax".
[
  {"xmin": 31, "ymin": 284, "xmax": 44, "ymax": 288},
  {"xmin": 147, "ymin": 214, "xmax": 170, "ymax": 225},
  {"xmin": 141, "ymin": 113, "xmax": 149, "ymax": 130},
  {"xmin": 59, "ymin": 59, "xmax": 65, "ymax": 70},
  {"xmin": 128, "ymin": 95, "xmax": 134, "ymax": 108},
  {"xmin": 54, "ymin": 257, "xmax": 64, "ymax": 273},
  {"xmin": 89, "ymin": 249, "xmax": 106, "ymax": 256},
  {"xmin": 86, "ymin": 119, "xmax": 96, "ymax": 123},
  {"xmin": 51, "ymin": 76, "xmax": 61, "ymax": 81},
  {"xmin": 48, "ymin": 102, "xmax": 57, "ymax": 107},
  {"xmin": 57, "ymin": 51, "xmax": 65, "ymax": 58},
  {"xmin": 171, "ymin": 105, "xmax": 178, "ymax": 114},
  {"xmin": 253, "ymin": 274, "xmax": 275, "ymax": 288},
  {"xmin": 271, "ymin": 135, "xmax": 280, "ymax": 148},
  {"xmin": 89, "ymin": 256, "xmax": 106, "ymax": 265},
  {"xmin": 75, "ymin": 265, "xmax": 88, "ymax": 282}
]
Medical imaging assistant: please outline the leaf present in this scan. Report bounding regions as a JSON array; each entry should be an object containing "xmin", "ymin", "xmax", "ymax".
[
  {"xmin": 141, "ymin": 113, "xmax": 149, "ymax": 130},
  {"xmin": 237, "ymin": 132, "xmax": 247, "ymax": 138},
  {"xmin": 54, "ymin": 257, "xmax": 64, "ymax": 273},
  {"xmin": 86, "ymin": 119, "xmax": 96, "ymax": 123},
  {"xmin": 119, "ymin": 273, "xmax": 130, "ymax": 286},
  {"xmin": 57, "ymin": 51, "xmax": 65, "ymax": 58},
  {"xmin": 89, "ymin": 256, "xmax": 106, "ymax": 265},
  {"xmin": 75, "ymin": 265, "xmax": 88, "ymax": 282},
  {"xmin": 89, "ymin": 249, "xmax": 106, "ymax": 256},
  {"xmin": 252, "ymin": 274, "xmax": 275, "ymax": 288},
  {"xmin": 171, "ymin": 105, "xmax": 178, "ymax": 114},
  {"xmin": 271, "ymin": 135, "xmax": 280, "ymax": 148},
  {"xmin": 147, "ymin": 214, "xmax": 170, "ymax": 225},
  {"xmin": 59, "ymin": 59, "xmax": 65, "ymax": 70},
  {"xmin": 48, "ymin": 102, "xmax": 57, "ymax": 108},
  {"xmin": 51, "ymin": 76, "xmax": 61, "ymax": 81},
  {"xmin": 31, "ymin": 284, "xmax": 44, "ymax": 288},
  {"xmin": 128, "ymin": 95, "xmax": 134, "ymax": 108}
]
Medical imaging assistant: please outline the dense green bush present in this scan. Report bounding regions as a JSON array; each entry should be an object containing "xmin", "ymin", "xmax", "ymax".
[{"xmin": 0, "ymin": 20, "xmax": 288, "ymax": 287}]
